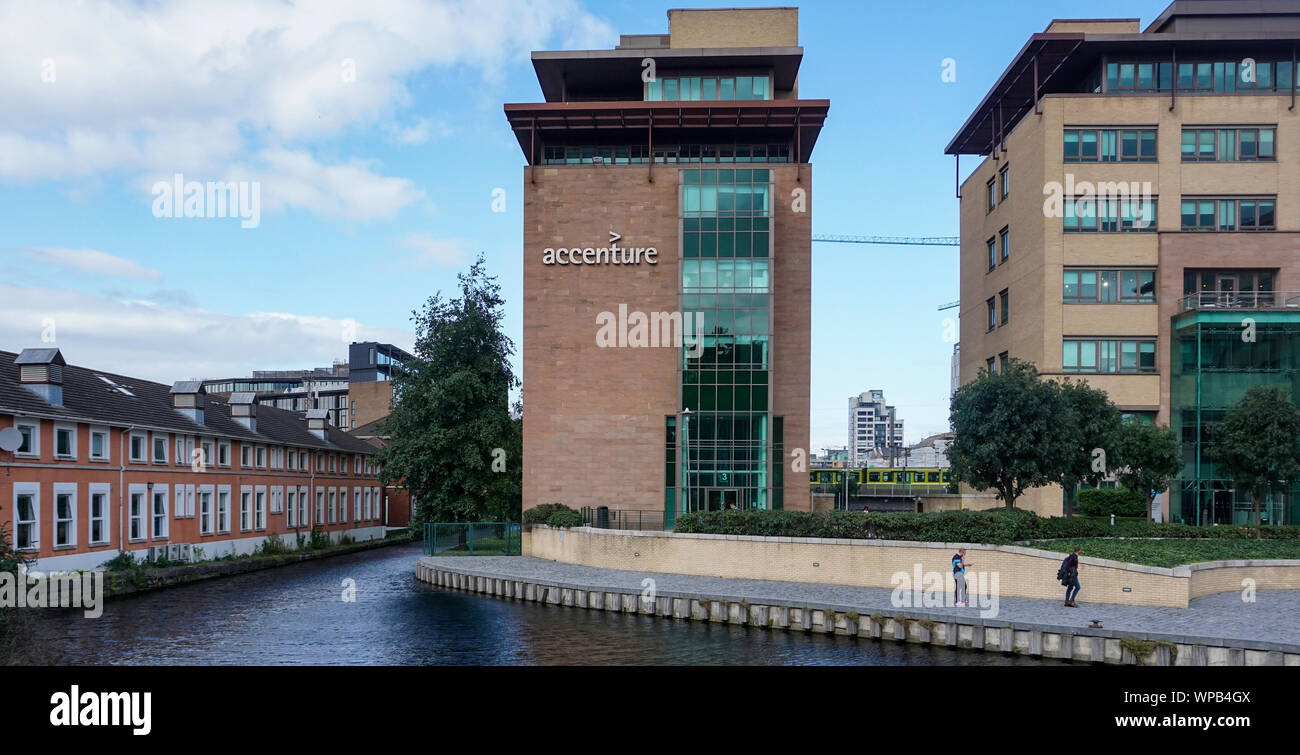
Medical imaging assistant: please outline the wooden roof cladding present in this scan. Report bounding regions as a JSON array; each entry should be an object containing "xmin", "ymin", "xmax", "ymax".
[{"xmin": 504, "ymin": 99, "xmax": 830, "ymax": 164}]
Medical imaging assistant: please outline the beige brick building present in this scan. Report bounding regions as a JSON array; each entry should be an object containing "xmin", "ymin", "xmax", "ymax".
[
  {"xmin": 948, "ymin": 0, "xmax": 1300, "ymax": 524},
  {"xmin": 506, "ymin": 8, "xmax": 827, "ymax": 525}
]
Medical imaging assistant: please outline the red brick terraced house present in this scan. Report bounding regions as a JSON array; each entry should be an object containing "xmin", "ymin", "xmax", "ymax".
[{"xmin": 0, "ymin": 347, "xmax": 388, "ymax": 572}]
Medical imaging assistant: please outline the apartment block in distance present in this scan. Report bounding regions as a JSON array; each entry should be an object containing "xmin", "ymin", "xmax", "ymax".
[
  {"xmin": 507, "ymin": 7, "xmax": 827, "ymax": 525},
  {"xmin": 948, "ymin": 0, "xmax": 1300, "ymax": 524},
  {"xmin": 847, "ymin": 390, "xmax": 903, "ymax": 466}
]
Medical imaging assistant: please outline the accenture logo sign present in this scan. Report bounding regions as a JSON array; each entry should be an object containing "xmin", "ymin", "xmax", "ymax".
[{"xmin": 542, "ymin": 231, "xmax": 658, "ymax": 266}]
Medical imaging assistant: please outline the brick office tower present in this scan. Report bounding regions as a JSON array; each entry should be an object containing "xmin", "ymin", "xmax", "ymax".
[
  {"xmin": 507, "ymin": 8, "xmax": 828, "ymax": 526},
  {"xmin": 947, "ymin": 0, "xmax": 1300, "ymax": 524}
]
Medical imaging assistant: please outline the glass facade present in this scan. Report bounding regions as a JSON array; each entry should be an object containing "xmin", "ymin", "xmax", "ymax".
[
  {"xmin": 1170, "ymin": 310, "xmax": 1300, "ymax": 525},
  {"xmin": 646, "ymin": 74, "xmax": 772, "ymax": 102},
  {"xmin": 1104, "ymin": 60, "xmax": 1297, "ymax": 93},
  {"xmin": 676, "ymin": 168, "xmax": 775, "ymax": 514}
]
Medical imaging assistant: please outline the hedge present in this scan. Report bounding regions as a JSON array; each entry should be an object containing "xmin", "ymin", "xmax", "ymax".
[
  {"xmin": 522, "ymin": 503, "xmax": 583, "ymax": 528},
  {"xmin": 673, "ymin": 508, "xmax": 1300, "ymax": 545},
  {"xmin": 1077, "ymin": 487, "xmax": 1147, "ymax": 518}
]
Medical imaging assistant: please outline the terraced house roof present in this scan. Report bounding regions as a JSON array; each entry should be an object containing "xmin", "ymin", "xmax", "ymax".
[{"xmin": 0, "ymin": 349, "xmax": 377, "ymax": 455}]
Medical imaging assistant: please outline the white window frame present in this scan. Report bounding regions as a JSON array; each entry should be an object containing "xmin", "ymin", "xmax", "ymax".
[
  {"xmin": 363, "ymin": 488, "xmax": 372, "ymax": 520},
  {"xmin": 128, "ymin": 483, "xmax": 147, "ymax": 542},
  {"xmin": 186, "ymin": 484, "xmax": 195, "ymax": 518},
  {"xmin": 53, "ymin": 482, "xmax": 77, "ymax": 548},
  {"xmin": 240, "ymin": 486, "xmax": 252, "ymax": 532},
  {"xmin": 152, "ymin": 432, "xmax": 169, "ymax": 464},
  {"xmin": 316, "ymin": 489, "xmax": 325, "ymax": 524},
  {"xmin": 256, "ymin": 446, "xmax": 267, "ymax": 469},
  {"xmin": 53, "ymin": 423, "xmax": 77, "ymax": 461},
  {"xmin": 373, "ymin": 488, "xmax": 381, "ymax": 521},
  {"xmin": 14, "ymin": 482, "xmax": 40, "ymax": 551},
  {"xmin": 354, "ymin": 487, "xmax": 362, "ymax": 522},
  {"xmin": 241, "ymin": 443, "xmax": 252, "ymax": 468},
  {"xmin": 218, "ymin": 440, "xmax": 231, "ymax": 468},
  {"xmin": 255, "ymin": 487, "xmax": 267, "ymax": 530},
  {"xmin": 216, "ymin": 485, "xmax": 231, "ymax": 534},
  {"xmin": 89, "ymin": 426, "xmax": 109, "ymax": 462},
  {"xmin": 339, "ymin": 488, "xmax": 348, "ymax": 523},
  {"xmin": 200, "ymin": 487, "xmax": 214, "ymax": 535},
  {"xmin": 298, "ymin": 486, "xmax": 309, "ymax": 527},
  {"xmin": 13, "ymin": 420, "xmax": 39, "ymax": 459},
  {"xmin": 129, "ymin": 431, "xmax": 147, "ymax": 463},
  {"xmin": 286, "ymin": 489, "xmax": 297, "ymax": 528},
  {"xmin": 328, "ymin": 488, "xmax": 337, "ymax": 524},
  {"xmin": 88, "ymin": 482, "xmax": 111, "ymax": 545},
  {"xmin": 152, "ymin": 484, "xmax": 169, "ymax": 540}
]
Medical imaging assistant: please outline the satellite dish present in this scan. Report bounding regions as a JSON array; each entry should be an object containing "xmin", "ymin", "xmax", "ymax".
[{"xmin": 0, "ymin": 427, "xmax": 23, "ymax": 453}]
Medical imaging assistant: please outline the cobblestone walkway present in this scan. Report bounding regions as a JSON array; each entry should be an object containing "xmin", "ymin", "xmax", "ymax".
[{"xmin": 420, "ymin": 556, "xmax": 1300, "ymax": 650}]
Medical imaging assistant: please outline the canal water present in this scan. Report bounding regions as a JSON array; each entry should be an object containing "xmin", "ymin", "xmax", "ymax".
[{"xmin": 30, "ymin": 543, "xmax": 1056, "ymax": 665}]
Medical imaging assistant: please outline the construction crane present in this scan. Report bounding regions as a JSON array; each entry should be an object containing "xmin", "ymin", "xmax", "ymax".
[
  {"xmin": 813, "ymin": 234, "xmax": 959, "ymax": 247},
  {"xmin": 937, "ymin": 300, "xmax": 960, "ymax": 311}
]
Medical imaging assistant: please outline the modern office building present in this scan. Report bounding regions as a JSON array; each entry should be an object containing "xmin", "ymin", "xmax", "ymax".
[
  {"xmin": 847, "ymin": 390, "xmax": 904, "ymax": 465},
  {"xmin": 948, "ymin": 0, "xmax": 1300, "ymax": 523},
  {"xmin": 202, "ymin": 341, "xmax": 411, "ymax": 430},
  {"xmin": 0, "ymin": 347, "xmax": 388, "ymax": 573},
  {"xmin": 508, "ymin": 7, "xmax": 826, "ymax": 524}
]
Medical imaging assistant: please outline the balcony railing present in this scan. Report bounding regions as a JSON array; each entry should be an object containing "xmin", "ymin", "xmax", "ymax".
[{"xmin": 1180, "ymin": 291, "xmax": 1300, "ymax": 311}]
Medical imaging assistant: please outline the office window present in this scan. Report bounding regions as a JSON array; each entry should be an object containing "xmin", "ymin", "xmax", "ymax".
[
  {"xmin": 240, "ymin": 489, "xmax": 252, "ymax": 531},
  {"xmin": 14, "ymin": 421, "xmax": 38, "ymax": 457},
  {"xmin": 1181, "ymin": 197, "xmax": 1276, "ymax": 231},
  {"xmin": 986, "ymin": 237, "xmax": 996, "ymax": 271},
  {"xmin": 339, "ymin": 489, "xmax": 348, "ymax": 523},
  {"xmin": 999, "ymin": 227, "xmax": 1010, "ymax": 262},
  {"xmin": 1182, "ymin": 127, "xmax": 1276, "ymax": 162},
  {"xmin": 14, "ymin": 484, "xmax": 39, "ymax": 550},
  {"xmin": 255, "ymin": 489, "xmax": 266, "ymax": 530},
  {"xmin": 999, "ymin": 165, "xmax": 1009, "ymax": 199},
  {"xmin": 90, "ymin": 428, "xmax": 108, "ymax": 461},
  {"xmin": 241, "ymin": 444, "xmax": 252, "ymax": 467},
  {"xmin": 218, "ymin": 441, "xmax": 230, "ymax": 467},
  {"xmin": 89, "ymin": 485, "xmax": 110, "ymax": 545},
  {"xmin": 1064, "ymin": 128, "xmax": 1157, "ymax": 162},
  {"xmin": 329, "ymin": 455, "xmax": 336, "ymax": 473},
  {"xmin": 316, "ymin": 490, "xmax": 325, "ymax": 524},
  {"xmin": 129, "ymin": 488, "xmax": 146, "ymax": 541},
  {"xmin": 299, "ymin": 488, "xmax": 310, "ymax": 527},
  {"xmin": 329, "ymin": 489, "xmax": 337, "ymax": 524},
  {"xmin": 986, "ymin": 357, "xmax": 996, "ymax": 374},
  {"xmin": 54, "ymin": 484, "xmax": 76, "ymax": 547},
  {"xmin": 1064, "ymin": 196, "xmax": 1157, "ymax": 232},
  {"xmin": 256, "ymin": 446, "xmax": 266, "ymax": 468},
  {"xmin": 287, "ymin": 490, "xmax": 297, "ymax": 527},
  {"xmin": 1064, "ymin": 269, "xmax": 1155, "ymax": 303},
  {"xmin": 153, "ymin": 434, "xmax": 168, "ymax": 464},
  {"xmin": 999, "ymin": 289, "xmax": 1009, "ymax": 325},
  {"xmin": 986, "ymin": 298, "xmax": 996, "ymax": 330},
  {"xmin": 1063, "ymin": 339, "xmax": 1157, "ymax": 373},
  {"xmin": 986, "ymin": 177, "xmax": 996, "ymax": 211},
  {"xmin": 354, "ymin": 487, "xmax": 363, "ymax": 521},
  {"xmin": 54, "ymin": 425, "xmax": 76, "ymax": 459},
  {"xmin": 998, "ymin": 351, "xmax": 1009, "ymax": 373}
]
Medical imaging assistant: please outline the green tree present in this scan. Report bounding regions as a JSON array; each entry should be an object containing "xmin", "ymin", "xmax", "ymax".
[
  {"xmin": 378, "ymin": 254, "xmax": 521, "ymax": 526},
  {"xmin": 1112, "ymin": 420, "xmax": 1182, "ymax": 523},
  {"xmin": 1056, "ymin": 379, "xmax": 1122, "ymax": 517},
  {"xmin": 947, "ymin": 358, "xmax": 1073, "ymax": 508},
  {"xmin": 1209, "ymin": 386, "xmax": 1300, "ymax": 534}
]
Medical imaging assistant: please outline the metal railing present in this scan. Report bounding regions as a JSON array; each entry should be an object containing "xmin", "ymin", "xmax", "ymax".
[
  {"xmin": 423, "ymin": 522, "xmax": 521, "ymax": 556},
  {"xmin": 1180, "ymin": 291, "xmax": 1300, "ymax": 311},
  {"xmin": 579, "ymin": 508, "xmax": 670, "ymax": 531}
]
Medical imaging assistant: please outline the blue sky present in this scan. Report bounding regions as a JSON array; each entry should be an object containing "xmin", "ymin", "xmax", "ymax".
[{"xmin": 0, "ymin": 0, "xmax": 1172, "ymax": 452}]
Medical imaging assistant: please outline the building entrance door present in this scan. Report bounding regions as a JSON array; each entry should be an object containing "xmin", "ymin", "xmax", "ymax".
[
  {"xmin": 1215, "ymin": 275, "xmax": 1237, "ymax": 306},
  {"xmin": 706, "ymin": 488, "xmax": 740, "ymax": 511}
]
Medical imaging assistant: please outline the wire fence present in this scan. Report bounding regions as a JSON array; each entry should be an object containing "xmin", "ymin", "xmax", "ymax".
[{"xmin": 579, "ymin": 507, "xmax": 670, "ymax": 531}]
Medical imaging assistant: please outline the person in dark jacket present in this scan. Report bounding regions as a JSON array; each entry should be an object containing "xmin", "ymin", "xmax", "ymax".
[{"xmin": 1062, "ymin": 547, "xmax": 1082, "ymax": 607}]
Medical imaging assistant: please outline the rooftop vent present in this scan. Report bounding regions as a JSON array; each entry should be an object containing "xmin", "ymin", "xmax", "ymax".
[
  {"xmin": 306, "ymin": 408, "xmax": 330, "ymax": 440},
  {"xmin": 15, "ymin": 348, "xmax": 66, "ymax": 406},
  {"xmin": 170, "ymin": 381, "xmax": 207, "ymax": 425}
]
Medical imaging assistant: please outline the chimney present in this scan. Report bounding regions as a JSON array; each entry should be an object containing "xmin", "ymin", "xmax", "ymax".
[
  {"xmin": 15, "ymin": 348, "xmax": 66, "ymax": 406},
  {"xmin": 170, "ymin": 381, "xmax": 207, "ymax": 425},
  {"xmin": 306, "ymin": 408, "xmax": 329, "ymax": 440},
  {"xmin": 229, "ymin": 392, "xmax": 258, "ymax": 432}
]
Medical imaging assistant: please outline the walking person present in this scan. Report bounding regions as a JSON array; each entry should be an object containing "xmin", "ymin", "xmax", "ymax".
[
  {"xmin": 1060, "ymin": 547, "xmax": 1082, "ymax": 607},
  {"xmin": 951, "ymin": 548, "xmax": 971, "ymax": 607}
]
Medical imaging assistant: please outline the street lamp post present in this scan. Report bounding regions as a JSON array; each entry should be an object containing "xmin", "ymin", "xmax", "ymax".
[{"xmin": 681, "ymin": 408, "xmax": 692, "ymax": 517}]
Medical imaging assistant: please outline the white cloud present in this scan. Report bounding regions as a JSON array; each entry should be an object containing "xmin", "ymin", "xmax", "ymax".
[
  {"xmin": 399, "ymin": 233, "xmax": 468, "ymax": 267},
  {"xmin": 0, "ymin": 283, "xmax": 413, "ymax": 384},
  {"xmin": 0, "ymin": 0, "xmax": 616, "ymax": 216},
  {"xmin": 23, "ymin": 247, "xmax": 163, "ymax": 281},
  {"xmin": 225, "ymin": 147, "xmax": 427, "ymax": 222}
]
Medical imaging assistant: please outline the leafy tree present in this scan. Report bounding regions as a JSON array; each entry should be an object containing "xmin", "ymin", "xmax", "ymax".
[
  {"xmin": 1112, "ymin": 420, "xmax": 1182, "ymax": 523},
  {"xmin": 1209, "ymin": 386, "xmax": 1300, "ymax": 534},
  {"xmin": 378, "ymin": 254, "xmax": 521, "ymax": 526},
  {"xmin": 947, "ymin": 358, "xmax": 1073, "ymax": 509},
  {"xmin": 1056, "ymin": 379, "xmax": 1123, "ymax": 517}
]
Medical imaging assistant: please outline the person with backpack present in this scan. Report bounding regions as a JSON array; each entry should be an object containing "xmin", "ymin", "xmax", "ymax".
[
  {"xmin": 1058, "ymin": 547, "xmax": 1082, "ymax": 607},
  {"xmin": 952, "ymin": 548, "xmax": 971, "ymax": 607}
]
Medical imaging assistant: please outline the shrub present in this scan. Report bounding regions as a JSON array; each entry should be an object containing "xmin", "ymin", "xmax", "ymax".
[
  {"xmin": 100, "ymin": 551, "xmax": 138, "ymax": 572},
  {"xmin": 1077, "ymin": 487, "xmax": 1146, "ymax": 517},
  {"xmin": 254, "ymin": 534, "xmax": 293, "ymax": 557},
  {"xmin": 524, "ymin": 503, "xmax": 582, "ymax": 527}
]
